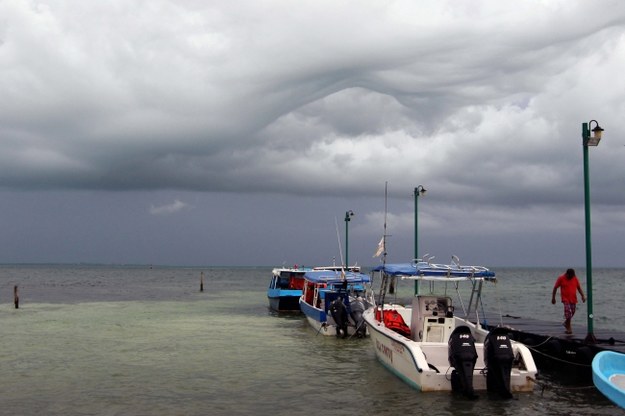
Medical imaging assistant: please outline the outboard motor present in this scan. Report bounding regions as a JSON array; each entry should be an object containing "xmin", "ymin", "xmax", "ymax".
[
  {"xmin": 329, "ymin": 297, "xmax": 349, "ymax": 338},
  {"xmin": 484, "ymin": 327, "xmax": 514, "ymax": 399},
  {"xmin": 349, "ymin": 296, "xmax": 367, "ymax": 338},
  {"xmin": 448, "ymin": 326, "xmax": 478, "ymax": 399}
]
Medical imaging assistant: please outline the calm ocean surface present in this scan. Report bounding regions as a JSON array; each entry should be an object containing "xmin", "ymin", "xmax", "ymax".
[{"xmin": 1, "ymin": 265, "xmax": 623, "ymax": 416}]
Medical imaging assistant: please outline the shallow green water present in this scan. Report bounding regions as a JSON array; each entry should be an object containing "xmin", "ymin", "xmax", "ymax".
[{"xmin": 0, "ymin": 265, "xmax": 621, "ymax": 415}]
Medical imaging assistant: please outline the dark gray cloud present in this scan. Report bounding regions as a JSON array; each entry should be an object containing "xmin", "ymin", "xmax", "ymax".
[{"xmin": 1, "ymin": 1, "xmax": 625, "ymax": 266}]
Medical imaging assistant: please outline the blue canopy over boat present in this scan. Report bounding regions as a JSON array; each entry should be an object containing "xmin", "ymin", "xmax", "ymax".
[
  {"xmin": 372, "ymin": 261, "xmax": 495, "ymax": 280},
  {"xmin": 303, "ymin": 269, "xmax": 371, "ymax": 284}
]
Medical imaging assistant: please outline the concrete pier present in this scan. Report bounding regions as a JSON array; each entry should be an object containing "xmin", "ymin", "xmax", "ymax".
[{"xmin": 481, "ymin": 312, "xmax": 625, "ymax": 381}]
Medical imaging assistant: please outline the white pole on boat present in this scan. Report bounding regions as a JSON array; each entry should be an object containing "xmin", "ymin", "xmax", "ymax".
[
  {"xmin": 414, "ymin": 185, "xmax": 427, "ymax": 295},
  {"xmin": 335, "ymin": 217, "xmax": 345, "ymax": 274},
  {"xmin": 377, "ymin": 182, "xmax": 389, "ymax": 306}
]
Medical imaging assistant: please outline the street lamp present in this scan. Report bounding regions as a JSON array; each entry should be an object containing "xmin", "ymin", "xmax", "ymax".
[
  {"xmin": 582, "ymin": 120, "xmax": 604, "ymax": 344},
  {"xmin": 414, "ymin": 185, "xmax": 427, "ymax": 261},
  {"xmin": 345, "ymin": 210, "xmax": 354, "ymax": 269},
  {"xmin": 414, "ymin": 185, "xmax": 426, "ymax": 295}
]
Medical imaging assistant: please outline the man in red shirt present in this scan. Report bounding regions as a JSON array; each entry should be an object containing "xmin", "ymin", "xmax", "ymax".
[{"xmin": 551, "ymin": 268, "xmax": 586, "ymax": 334}]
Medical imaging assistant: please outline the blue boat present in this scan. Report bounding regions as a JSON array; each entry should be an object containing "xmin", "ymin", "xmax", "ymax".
[
  {"xmin": 593, "ymin": 350, "xmax": 625, "ymax": 409},
  {"xmin": 267, "ymin": 266, "xmax": 311, "ymax": 312},
  {"xmin": 267, "ymin": 265, "xmax": 361, "ymax": 312},
  {"xmin": 299, "ymin": 268, "xmax": 373, "ymax": 337}
]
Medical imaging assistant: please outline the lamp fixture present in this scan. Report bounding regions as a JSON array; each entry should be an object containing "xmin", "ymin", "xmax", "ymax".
[{"xmin": 584, "ymin": 120, "xmax": 604, "ymax": 146}]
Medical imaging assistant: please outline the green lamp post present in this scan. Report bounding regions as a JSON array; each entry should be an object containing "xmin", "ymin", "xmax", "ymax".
[
  {"xmin": 344, "ymin": 210, "xmax": 354, "ymax": 269},
  {"xmin": 582, "ymin": 120, "xmax": 604, "ymax": 344}
]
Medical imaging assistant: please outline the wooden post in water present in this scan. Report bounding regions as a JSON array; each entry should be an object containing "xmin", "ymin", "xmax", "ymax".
[
  {"xmin": 200, "ymin": 271, "xmax": 204, "ymax": 292},
  {"xmin": 14, "ymin": 285, "xmax": 19, "ymax": 309}
]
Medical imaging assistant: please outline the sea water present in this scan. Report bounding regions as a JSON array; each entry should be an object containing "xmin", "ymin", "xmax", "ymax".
[{"xmin": 0, "ymin": 265, "xmax": 622, "ymax": 415}]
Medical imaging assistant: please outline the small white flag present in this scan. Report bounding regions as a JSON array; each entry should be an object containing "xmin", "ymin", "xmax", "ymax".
[{"xmin": 373, "ymin": 237, "xmax": 385, "ymax": 258}]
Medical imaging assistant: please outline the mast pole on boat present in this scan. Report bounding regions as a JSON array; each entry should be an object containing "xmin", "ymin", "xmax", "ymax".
[
  {"xmin": 378, "ymin": 182, "xmax": 389, "ymax": 306},
  {"xmin": 334, "ymin": 217, "xmax": 346, "ymax": 275}
]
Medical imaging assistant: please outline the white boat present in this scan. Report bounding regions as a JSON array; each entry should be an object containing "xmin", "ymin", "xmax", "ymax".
[
  {"xmin": 299, "ymin": 268, "xmax": 373, "ymax": 338},
  {"xmin": 593, "ymin": 350, "xmax": 625, "ymax": 409},
  {"xmin": 363, "ymin": 259, "xmax": 537, "ymax": 398}
]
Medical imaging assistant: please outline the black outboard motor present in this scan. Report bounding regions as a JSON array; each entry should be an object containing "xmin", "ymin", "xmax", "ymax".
[
  {"xmin": 349, "ymin": 296, "xmax": 367, "ymax": 338},
  {"xmin": 329, "ymin": 297, "xmax": 349, "ymax": 338},
  {"xmin": 484, "ymin": 327, "xmax": 514, "ymax": 399},
  {"xmin": 448, "ymin": 326, "xmax": 478, "ymax": 399}
]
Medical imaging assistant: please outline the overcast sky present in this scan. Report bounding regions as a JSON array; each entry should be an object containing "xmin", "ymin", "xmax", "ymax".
[{"xmin": 1, "ymin": 1, "xmax": 625, "ymax": 268}]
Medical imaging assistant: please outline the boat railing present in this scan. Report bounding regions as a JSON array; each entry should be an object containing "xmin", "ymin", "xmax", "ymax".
[{"xmin": 414, "ymin": 260, "xmax": 491, "ymax": 273}]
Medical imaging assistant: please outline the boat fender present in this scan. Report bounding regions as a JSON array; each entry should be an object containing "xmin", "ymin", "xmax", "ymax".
[
  {"xmin": 545, "ymin": 339, "xmax": 562, "ymax": 358},
  {"xmin": 576, "ymin": 346, "xmax": 593, "ymax": 366}
]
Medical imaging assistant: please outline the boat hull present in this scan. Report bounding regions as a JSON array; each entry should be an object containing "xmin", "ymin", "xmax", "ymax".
[
  {"xmin": 593, "ymin": 350, "xmax": 625, "ymax": 409},
  {"xmin": 364, "ymin": 307, "xmax": 536, "ymax": 393},
  {"xmin": 299, "ymin": 296, "xmax": 367, "ymax": 337},
  {"xmin": 267, "ymin": 267, "xmax": 307, "ymax": 312},
  {"xmin": 267, "ymin": 289, "xmax": 302, "ymax": 312}
]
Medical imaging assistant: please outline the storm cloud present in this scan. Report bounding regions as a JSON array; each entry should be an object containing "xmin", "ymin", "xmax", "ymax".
[{"xmin": 1, "ymin": 1, "xmax": 624, "ymax": 267}]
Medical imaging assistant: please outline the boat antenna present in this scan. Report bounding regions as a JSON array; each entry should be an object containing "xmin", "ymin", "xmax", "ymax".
[
  {"xmin": 334, "ymin": 216, "xmax": 346, "ymax": 276},
  {"xmin": 383, "ymin": 182, "xmax": 388, "ymax": 266},
  {"xmin": 378, "ymin": 182, "xmax": 390, "ymax": 305}
]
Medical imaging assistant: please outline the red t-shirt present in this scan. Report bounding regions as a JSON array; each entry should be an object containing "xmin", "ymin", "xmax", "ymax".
[{"xmin": 554, "ymin": 274, "xmax": 582, "ymax": 304}]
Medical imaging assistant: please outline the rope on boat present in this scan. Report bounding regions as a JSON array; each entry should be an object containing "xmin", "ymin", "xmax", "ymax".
[
  {"xmin": 526, "ymin": 375, "xmax": 595, "ymax": 395},
  {"xmin": 524, "ymin": 335, "xmax": 555, "ymax": 349},
  {"xmin": 347, "ymin": 320, "xmax": 366, "ymax": 340},
  {"xmin": 522, "ymin": 341, "xmax": 592, "ymax": 368},
  {"xmin": 478, "ymin": 292, "xmax": 488, "ymax": 328},
  {"xmin": 526, "ymin": 376, "xmax": 549, "ymax": 395}
]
